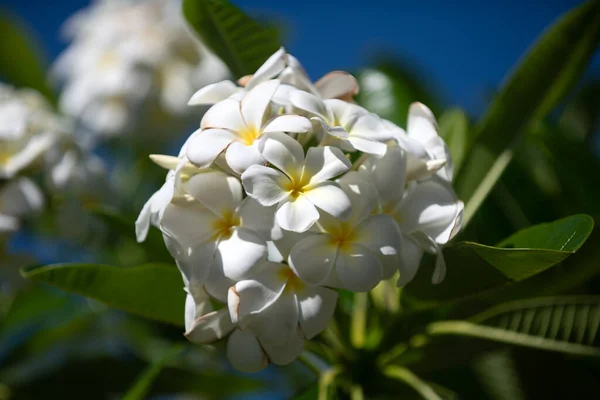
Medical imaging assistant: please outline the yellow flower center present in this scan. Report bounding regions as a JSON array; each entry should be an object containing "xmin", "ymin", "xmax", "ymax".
[
  {"xmin": 278, "ymin": 266, "xmax": 305, "ymax": 293},
  {"xmin": 238, "ymin": 125, "xmax": 261, "ymax": 146},
  {"xmin": 283, "ymin": 178, "xmax": 305, "ymax": 199},
  {"xmin": 0, "ymin": 149, "xmax": 11, "ymax": 166},
  {"xmin": 210, "ymin": 210, "xmax": 240, "ymax": 241},
  {"xmin": 328, "ymin": 222, "xmax": 357, "ymax": 251}
]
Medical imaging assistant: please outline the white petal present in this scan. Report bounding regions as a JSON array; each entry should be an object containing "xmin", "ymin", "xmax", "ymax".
[
  {"xmin": 410, "ymin": 231, "xmax": 447, "ymax": 284},
  {"xmin": 184, "ymin": 289, "xmax": 213, "ymax": 332},
  {"xmin": 303, "ymin": 146, "xmax": 351, "ymax": 184},
  {"xmin": 354, "ymin": 214, "xmax": 402, "ymax": 279},
  {"xmin": 201, "ymin": 98, "xmax": 245, "ymax": 131},
  {"xmin": 263, "ymin": 115, "xmax": 312, "ymax": 134},
  {"xmin": 360, "ymin": 145, "xmax": 406, "ymax": 209},
  {"xmin": 249, "ymin": 291, "xmax": 298, "ymax": 347},
  {"xmin": 226, "ymin": 329, "xmax": 268, "ymax": 373},
  {"xmin": 185, "ymin": 308, "xmax": 235, "ymax": 344},
  {"xmin": 225, "ymin": 141, "xmax": 265, "ymax": 173},
  {"xmin": 315, "ymin": 71, "xmax": 359, "ymax": 100},
  {"xmin": 303, "ymin": 181, "xmax": 351, "ymax": 219},
  {"xmin": 261, "ymin": 329, "xmax": 305, "ymax": 366},
  {"xmin": 290, "ymin": 90, "xmax": 329, "ymax": 120},
  {"xmin": 276, "ymin": 194, "xmax": 319, "ymax": 233},
  {"xmin": 160, "ymin": 203, "xmax": 216, "ymax": 246},
  {"xmin": 259, "ymin": 132, "xmax": 304, "ymax": 178},
  {"xmin": 245, "ymin": 47, "xmax": 286, "ymax": 90},
  {"xmin": 205, "ymin": 261, "xmax": 234, "ymax": 303},
  {"xmin": 186, "ymin": 128, "xmax": 236, "ymax": 168},
  {"xmin": 406, "ymin": 156, "xmax": 447, "ymax": 181},
  {"xmin": 188, "ymin": 80, "xmax": 239, "ymax": 105},
  {"xmin": 407, "ymin": 102, "xmax": 439, "ymax": 144},
  {"xmin": 218, "ymin": 227, "xmax": 268, "ymax": 280},
  {"xmin": 241, "ymin": 80, "xmax": 279, "ymax": 130},
  {"xmin": 288, "ymin": 234, "xmax": 337, "ymax": 285},
  {"xmin": 338, "ymin": 172, "xmax": 379, "ymax": 224},
  {"xmin": 347, "ymin": 136, "xmax": 388, "ymax": 156},
  {"xmin": 163, "ymin": 235, "xmax": 216, "ymax": 287},
  {"xmin": 335, "ymin": 243, "xmax": 382, "ymax": 292},
  {"xmin": 397, "ymin": 235, "xmax": 425, "ymax": 286},
  {"xmin": 241, "ymin": 165, "xmax": 289, "ymax": 206},
  {"xmin": 398, "ymin": 179, "xmax": 461, "ymax": 244},
  {"xmin": 350, "ymin": 113, "xmax": 391, "ymax": 142},
  {"xmin": 228, "ymin": 262, "xmax": 286, "ymax": 326},
  {"xmin": 183, "ymin": 171, "xmax": 242, "ymax": 216},
  {"xmin": 297, "ymin": 286, "xmax": 338, "ymax": 339},
  {"xmin": 237, "ymin": 197, "xmax": 281, "ymax": 241}
]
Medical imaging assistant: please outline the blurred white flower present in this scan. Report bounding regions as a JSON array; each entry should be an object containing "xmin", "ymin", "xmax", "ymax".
[
  {"xmin": 0, "ymin": 85, "xmax": 62, "ymax": 179},
  {"xmin": 53, "ymin": 0, "xmax": 229, "ymax": 140},
  {"xmin": 0, "ymin": 178, "xmax": 44, "ymax": 233},
  {"xmin": 242, "ymin": 132, "xmax": 351, "ymax": 233}
]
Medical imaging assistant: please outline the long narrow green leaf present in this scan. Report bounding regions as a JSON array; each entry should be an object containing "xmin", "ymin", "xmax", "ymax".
[
  {"xmin": 405, "ymin": 214, "xmax": 593, "ymax": 303},
  {"xmin": 456, "ymin": 1, "xmax": 600, "ymax": 225},
  {"xmin": 427, "ymin": 296, "xmax": 600, "ymax": 357},
  {"xmin": 0, "ymin": 11, "xmax": 55, "ymax": 103},
  {"xmin": 183, "ymin": 0, "xmax": 281, "ymax": 78},
  {"xmin": 20, "ymin": 263, "xmax": 185, "ymax": 326},
  {"xmin": 383, "ymin": 366, "xmax": 442, "ymax": 400},
  {"xmin": 438, "ymin": 109, "xmax": 470, "ymax": 175},
  {"xmin": 121, "ymin": 344, "xmax": 185, "ymax": 400}
]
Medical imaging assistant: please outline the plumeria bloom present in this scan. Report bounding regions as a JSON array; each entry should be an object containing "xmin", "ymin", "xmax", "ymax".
[
  {"xmin": 385, "ymin": 102, "xmax": 453, "ymax": 182},
  {"xmin": 186, "ymin": 80, "xmax": 312, "ymax": 174},
  {"xmin": 288, "ymin": 174, "xmax": 403, "ymax": 292},
  {"xmin": 242, "ymin": 132, "xmax": 351, "ymax": 232},
  {"xmin": 188, "ymin": 47, "xmax": 359, "ymax": 107},
  {"xmin": 0, "ymin": 85, "xmax": 62, "ymax": 179},
  {"xmin": 357, "ymin": 144, "xmax": 463, "ymax": 285},
  {"xmin": 53, "ymin": 0, "xmax": 228, "ymax": 140},
  {"xmin": 291, "ymin": 91, "xmax": 392, "ymax": 156},
  {"xmin": 0, "ymin": 178, "xmax": 44, "ymax": 233}
]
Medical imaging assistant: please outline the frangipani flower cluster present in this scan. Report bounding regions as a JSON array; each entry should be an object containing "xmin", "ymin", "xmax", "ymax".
[
  {"xmin": 53, "ymin": 0, "xmax": 228, "ymax": 141},
  {"xmin": 137, "ymin": 48, "xmax": 463, "ymax": 372}
]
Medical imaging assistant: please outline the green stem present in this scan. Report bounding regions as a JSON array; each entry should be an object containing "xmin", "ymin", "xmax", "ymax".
[{"xmin": 351, "ymin": 292, "xmax": 368, "ymax": 348}]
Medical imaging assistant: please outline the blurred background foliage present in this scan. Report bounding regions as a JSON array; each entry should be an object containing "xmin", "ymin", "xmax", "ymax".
[{"xmin": 1, "ymin": 0, "xmax": 600, "ymax": 399}]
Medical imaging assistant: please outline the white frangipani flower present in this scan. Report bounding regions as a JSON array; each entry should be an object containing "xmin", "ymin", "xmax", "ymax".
[
  {"xmin": 54, "ymin": 0, "xmax": 229, "ymax": 140},
  {"xmin": 358, "ymin": 144, "xmax": 463, "ymax": 285},
  {"xmin": 186, "ymin": 80, "xmax": 312, "ymax": 173},
  {"xmin": 242, "ymin": 132, "xmax": 351, "ymax": 232},
  {"xmin": 0, "ymin": 85, "xmax": 61, "ymax": 179},
  {"xmin": 288, "ymin": 174, "xmax": 403, "ymax": 292},
  {"xmin": 188, "ymin": 47, "xmax": 359, "ymax": 107},
  {"xmin": 291, "ymin": 91, "xmax": 391, "ymax": 156}
]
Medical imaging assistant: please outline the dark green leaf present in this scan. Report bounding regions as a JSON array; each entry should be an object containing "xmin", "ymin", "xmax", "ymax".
[
  {"xmin": 404, "ymin": 214, "xmax": 593, "ymax": 303},
  {"xmin": 455, "ymin": 1, "xmax": 600, "ymax": 224},
  {"xmin": 20, "ymin": 263, "xmax": 184, "ymax": 326},
  {"xmin": 121, "ymin": 344, "xmax": 185, "ymax": 400},
  {"xmin": 427, "ymin": 296, "xmax": 600, "ymax": 357},
  {"xmin": 182, "ymin": 0, "xmax": 281, "ymax": 78},
  {"xmin": 438, "ymin": 109, "xmax": 470, "ymax": 175},
  {"xmin": 497, "ymin": 214, "xmax": 594, "ymax": 250},
  {"xmin": 0, "ymin": 11, "xmax": 55, "ymax": 103}
]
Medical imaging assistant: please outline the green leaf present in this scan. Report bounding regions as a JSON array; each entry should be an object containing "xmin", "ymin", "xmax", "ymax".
[
  {"xmin": 182, "ymin": 0, "xmax": 281, "ymax": 78},
  {"xmin": 355, "ymin": 61, "xmax": 440, "ymax": 127},
  {"xmin": 0, "ymin": 11, "xmax": 55, "ymax": 103},
  {"xmin": 497, "ymin": 214, "xmax": 594, "ymax": 250},
  {"xmin": 20, "ymin": 263, "xmax": 185, "ymax": 326},
  {"xmin": 404, "ymin": 214, "xmax": 594, "ymax": 303},
  {"xmin": 455, "ymin": 1, "xmax": 600, "ymax": 225},
  {"xmin": 121, "ymin": 344, "xmax": 185, "ymax": 400},
  {"xmin": 383, "ymin": 366, "xmax": 442, "ymax": 400},
  {"xmin": 438, "ymin": 109, "xmax": 470, "ymax": 175},
  {"xmin": 427, "ymin": 296, "xmax": 600, "ymax": 357}
]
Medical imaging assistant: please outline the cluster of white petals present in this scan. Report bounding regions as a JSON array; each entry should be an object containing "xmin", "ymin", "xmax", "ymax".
[
  {"xmin": 138, "ymin": 48, "xmax": 463, "ymax": 372},
  {"xmin": 53, "ymin": 0, "xmax": 228, "ymax": 140}
]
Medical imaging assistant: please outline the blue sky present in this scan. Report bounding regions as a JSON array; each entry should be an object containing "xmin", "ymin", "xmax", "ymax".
[{"xmin": 3, "ymin": 0, "xmax": 599, "ymax": 116}]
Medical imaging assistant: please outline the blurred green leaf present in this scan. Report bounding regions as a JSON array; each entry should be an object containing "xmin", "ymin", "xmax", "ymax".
[
  {"xmin": 438, "ymin": 109, "xmax": 470, "ymax": 175},
  {"xmin": 20, "ymin": 263, "xmax": 184, "ymax": 326},
  {"xmin": 0, "ymin": 11, "xmax": 54, "ymax": 103},
  {"xmin": 427, "ymin": 296, "xmax": 600, "ymax": 357},
  {"xmin": 405, "ymin": 214, "xmax": 593, "ymax": 302},
  {"xmin": 121, "ymin": 344, "xmax": 185, "ymax": 400},
  {"xmin": 383, "ymin": 366, "xmax": 442, "ymax": 400},
  {"xmin": 293, "ymin": 384, "xmax": 318, "ymax": 400},
  {"xmin": 456, "ymin": 0, "xmax": 600, "ymax": 225},
  {"xmin": 183, "ymin": 0, "xmax": 280, "ymax": 78},
  {"xmin": 355, "ymin": 61, "xmax": 440, "ymax": 127}
]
